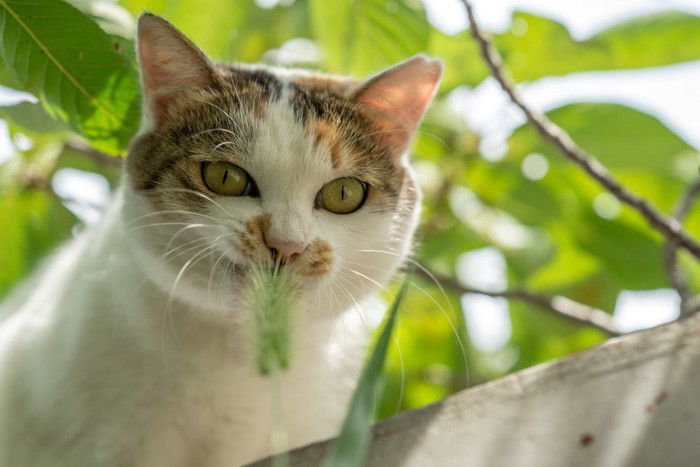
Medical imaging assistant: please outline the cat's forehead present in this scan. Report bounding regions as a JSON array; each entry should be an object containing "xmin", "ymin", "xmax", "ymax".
[
  {"xmin": 199, "ymin": 65, "xmax": 396, "ymax": 184},
  {"xmin": 128, "ymin": 64, "xmax": 401, "ymax": 198},
  {"xmin": 214, "ymin": 64, "xmax": 363, "ymax": 130}
]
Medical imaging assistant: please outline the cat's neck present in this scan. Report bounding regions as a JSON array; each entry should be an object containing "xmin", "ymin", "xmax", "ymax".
[{"xmin": 45, "ymin": 186, "xmax": 340, "ymax": 366}]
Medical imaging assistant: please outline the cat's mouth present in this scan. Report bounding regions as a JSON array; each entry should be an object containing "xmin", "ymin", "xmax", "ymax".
[
  {"xmin": 231, "ymin": 260, "xmax": 326, "ymax": 291},
  {"xmin": 233, "ymin": 261, "xmax": 297, "ymax": 278}
]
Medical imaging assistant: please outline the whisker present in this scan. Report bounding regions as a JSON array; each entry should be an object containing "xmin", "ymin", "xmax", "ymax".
[
  {"xmin": 125, "ymin": 221, "xmax": 221, "ymax": 233},
  {"xmin": 192, "ymin": 127, "xmax": 238, "ymax": 138},
  {"xmin": 161, "ymin": 243, "xmax": 224, "ymax": 366},
  {"xmin": 150, "ymin": 187, "xmax": 237, "ymax": 219},
  {"xmin": 126, "ymin": 209, "xmax": 223, "ymax": 226},
  {"xmin": 191, "ymin": 96, "xmax": 237, "ymax": 124},
  {"xmin": 345, "ymin": 253, "xmax": 470, "ymax": 380},
  {"xmin": 163, "ymin": 224, "xmax": 225, "ymax": 253},
  {"xmin": 213, "ymin": 141, "xmax": 239, "ymax": 152}
]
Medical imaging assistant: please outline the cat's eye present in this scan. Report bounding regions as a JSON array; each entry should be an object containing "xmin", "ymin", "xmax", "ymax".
[
  {"xmin": 317, "ymin": 177, "xmax": 368, "ymax": 214},
  {"xmin": 201, "ymin": 161, "xmax": 256, "ymax": 197}
]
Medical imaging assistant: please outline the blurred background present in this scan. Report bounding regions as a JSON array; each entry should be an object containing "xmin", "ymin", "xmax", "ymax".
[{"xmin": 1, "ymin": 0, "xmax": 700, "ymax": 419}]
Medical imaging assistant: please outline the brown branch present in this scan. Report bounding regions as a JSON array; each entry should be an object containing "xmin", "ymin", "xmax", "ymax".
[
  {"xmin": 664, "ymin": 179, "xmax": 700, "ymax": 316},
  {"xmin": 413, "ymin": 267, "xmax": 620, "ymax": 336},
  {"xmin": 459, "ymin": 0, "xmax": 700, "ymax": 261}
]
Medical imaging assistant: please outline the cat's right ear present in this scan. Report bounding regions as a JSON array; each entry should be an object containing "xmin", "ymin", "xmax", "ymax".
[{"xmin": 137, "ymin": 13, "xmax": 221, "ymax": 128}]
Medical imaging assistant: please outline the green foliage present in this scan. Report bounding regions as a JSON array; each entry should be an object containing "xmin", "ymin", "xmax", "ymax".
[
  {"xmin": 0, "ymin": 101, "xmax": 68, "ymax": 135},
  {"xmin": 0, "ymin": 185, "xmax": 77, "ymax": 298},
  {"xmin": 244, "ymin": 264, "xmax": 299, "ymax": 375},
  {"xmin": 0, "ymin": 0, "xmax": 140, "ymax": 154},
  {"xmin": 500, "ymin": 12, "xmax": 700, "ymax": 81},
  {"xmin": 436, "ymin": 11, "xmax": 700, "ymax": 92},
  {"xmin": 324, "ymin": 281, "xmax": 408, "ymax": 467},
  {"xmin": 310, "ymin": 0, "xmax": 429, "ymax": 75},
  {"xmin": 509, "ymin": 103, "xmax": 694, "ymax": 174},
  {"xmin": 1, "ymin": 0, "xmax": 700, "ymax": 458}
]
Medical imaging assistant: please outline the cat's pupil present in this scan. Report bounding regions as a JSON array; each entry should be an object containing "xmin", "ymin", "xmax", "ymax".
[{"xmin": 222, "ymin": 170, "xmax": 228, "ymax": 185}]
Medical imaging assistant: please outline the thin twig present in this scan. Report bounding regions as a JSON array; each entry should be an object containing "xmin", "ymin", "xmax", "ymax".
[
  {"xmin": 664, "ymin": 179, "xmax": 700, "ymax": 315},
  {"xmin": 413, "ymin": 267, "xmax": 620, "ymax": 336},
  {"xmin": 459, "ymin": 0, "xmax": 700, "ymax": 261}
]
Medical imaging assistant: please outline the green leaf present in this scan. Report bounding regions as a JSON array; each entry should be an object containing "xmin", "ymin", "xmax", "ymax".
[
  {"xmin": 0, "ymin": 101, "xmax": 68, "ymax": 135},
  {"xmin": 428, "ymin": 30, "xmax": 487, "ymax": 91},
  {"xmin": 434, "ymin": 12, "xmax": 700, "ymax": 93},
  {"xmin": 508, "ymin": 103, "xmax": 694, "ymax": 174},
  {"xmin": 309, "ymin": 0, "xmax": 430, "ymax": 75},
  {"xmin": 119, "ymin": 0, "xmax": 310, "ymax": 64},
  {"xmin": 502, "ymin": 11, "xmax": 700, "ymax": 81},
  {"xmin": 0, "ymin": 186, "xmax": 77, "ymax": 300},
  {"xmin": 589, "ymin": 12, "xmax": 700, "ymax": 70},
  {"xmin": 324, "ymin": 280, "xmax": 408, "ymax": 467},
  {"xmin": 527, "ymin": 226, "xmax": 602, "ymax": 290},
  {"xmin": 0, "ymin": 0, "xmax": 140, "ymax": 154},
  {"xmin": 573, "ymin": 212, "xmax": 667, "ymax": 290}
]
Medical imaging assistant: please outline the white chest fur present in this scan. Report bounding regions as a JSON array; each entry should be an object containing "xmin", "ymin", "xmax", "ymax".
[{"xmin": 0, "ymin": 190, "xmax": 370, "ymax": 467}]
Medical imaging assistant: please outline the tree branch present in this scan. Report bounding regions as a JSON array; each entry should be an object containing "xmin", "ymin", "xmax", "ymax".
[
  {"xmin": 664, "ymin": 179, "xmax": 700, "ymax": 315},
  {"xmin": 413, "ymin": 267, "xmax": 620, "ymax": 336},
  {"xmin": 459, "ymin": 0, "xmax": 700, "ymax": 261}
]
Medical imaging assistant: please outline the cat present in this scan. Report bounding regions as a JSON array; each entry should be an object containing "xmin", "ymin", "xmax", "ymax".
[{"xmin": 0, "ymin": 12, "xmax": 441, "ymax": 467}]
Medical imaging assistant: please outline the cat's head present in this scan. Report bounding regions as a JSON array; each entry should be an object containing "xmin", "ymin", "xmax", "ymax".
[{"xmin": 124, "ymin": 13, "xmax": 441, "ymax": 320}]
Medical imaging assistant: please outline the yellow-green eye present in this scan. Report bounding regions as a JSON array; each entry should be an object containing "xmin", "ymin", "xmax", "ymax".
[
  {"xmin": 201, "ymin": 162, "xmax": 255, "ymax": 197},
  {"xmin": 317, "ymin": 177, "xmax": 368, "ymax": 214}
]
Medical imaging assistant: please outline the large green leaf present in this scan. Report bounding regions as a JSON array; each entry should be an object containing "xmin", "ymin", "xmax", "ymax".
[
  {"xmin": 0, "ymin": 0, "xmax": 140, "ymax": 154},
  {"xmin": 573, "ymin": 211, "xmax": 667, "ymax": 290},
  {"xmin": 0, "ymin": 101, "xmax": 68, "ymax": 135},
  {"xmin": 500, "ymin": 11, "xmax": 700, "ymax": 81},
  {"xmin": 508, "ymin": 103, "xmax": 694, "ymax": 174},
  {"xmin": 119, "ymin": 0, "xmax": 310, "ymax": 64},
  {"xmin": 309, "ymin": 0, "xmax": 430, "ymax": 76},
  {"xmin": 434, "ymin": 11, "xmax": 700, "ymax": 92}
]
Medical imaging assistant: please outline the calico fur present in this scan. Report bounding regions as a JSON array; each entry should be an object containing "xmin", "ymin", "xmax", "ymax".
[{"xmin": 0, "ymin": 13, "xmax": 441, "ymax": 467}]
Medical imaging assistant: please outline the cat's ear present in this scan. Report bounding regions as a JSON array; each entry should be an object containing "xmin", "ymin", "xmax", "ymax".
[
  {"xmin": 354, "ymin": 55, "xmax": 442, "ymax": 160},
  {"xmin": 137, "ymin": 13, "xmax": 222, "ymax": 128}
]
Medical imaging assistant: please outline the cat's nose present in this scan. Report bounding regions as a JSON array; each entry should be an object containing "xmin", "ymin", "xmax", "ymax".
[{"xmin": 264, "ymin": 236, "xmax": 308, "ymax": 263}]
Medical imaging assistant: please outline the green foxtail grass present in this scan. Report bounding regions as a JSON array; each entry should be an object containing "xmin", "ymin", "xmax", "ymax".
[
  {"xmin": 244, "ymin": 263, "xmax": 300, "ymax": 375},
  {"xmin": 244, "ymin": 263, "xmax": 301, "ymax": 465}
]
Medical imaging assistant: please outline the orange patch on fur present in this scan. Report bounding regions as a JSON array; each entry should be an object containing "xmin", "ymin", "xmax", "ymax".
[
  {"xmin": 239, "ymin": 214, "xmax": 271, "ymax": 260},
  {"xmin": 254, "ymin": 101, "xmax": 267, "ymax": 119},
  {"xmin": 314, "ymin": 120, "xmax": 343, "ymax": 169},
  {"xmin": 297, "ymin": 239, "xmax": 334, "ymax": 277}
]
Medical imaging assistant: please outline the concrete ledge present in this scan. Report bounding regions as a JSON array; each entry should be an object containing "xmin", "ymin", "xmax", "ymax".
[{"xmin": 251, "ymin": 311, "xmax": 700, "ymax": 467}]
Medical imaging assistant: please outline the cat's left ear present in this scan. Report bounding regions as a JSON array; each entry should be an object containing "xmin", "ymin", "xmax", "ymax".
[{"xmin": 354, "ymin": 55, "xmax": 442, "ymax": 161}]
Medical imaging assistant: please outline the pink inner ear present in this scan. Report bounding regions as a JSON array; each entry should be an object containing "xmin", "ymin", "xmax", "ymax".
[
  {"xmin": 137, "ymin": 14, "xmax": 216, "ymax": 125},
  {"xmin": 355, "ymin": 56, "xmax": 442, "ymax": 158}
]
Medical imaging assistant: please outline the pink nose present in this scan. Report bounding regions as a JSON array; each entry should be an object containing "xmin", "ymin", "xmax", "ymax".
[{"xmin": 264, "ymin": 236, "xmax": 308, "ymax": 262}]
